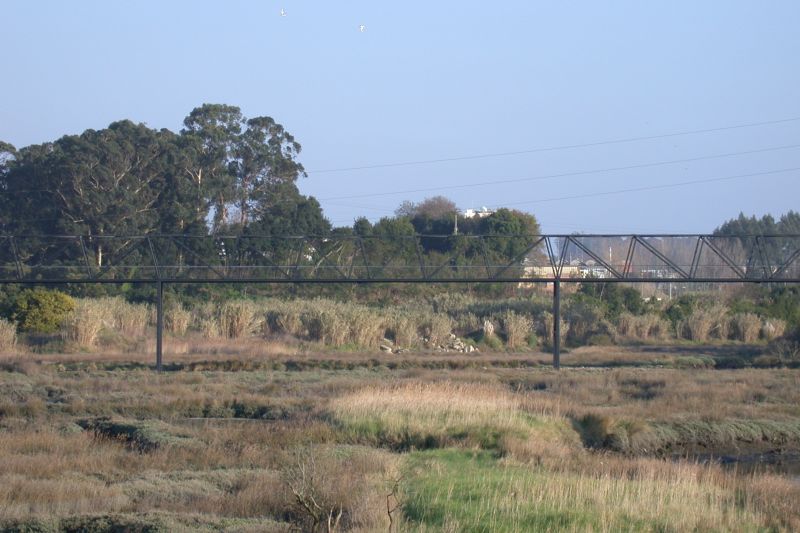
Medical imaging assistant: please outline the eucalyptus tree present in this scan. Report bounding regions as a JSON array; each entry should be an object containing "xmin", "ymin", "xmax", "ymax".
[
  {"xmin": 1, "ymin": 121, "xmax": 172, "ymax": 267},
  {"xmin": 180, "ymin": 104, "xmax": 306, "ymax": 231}
]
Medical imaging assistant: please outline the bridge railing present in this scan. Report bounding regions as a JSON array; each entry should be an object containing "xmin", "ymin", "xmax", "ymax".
[{"xmin": 0, "ymin": 234, "xmax": 798, "ymax": 283}]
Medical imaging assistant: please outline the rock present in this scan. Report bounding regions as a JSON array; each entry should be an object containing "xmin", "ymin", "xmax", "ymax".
[{"xmin": 380, "ymin": 344, "xmax": 392, "ymax": 353}]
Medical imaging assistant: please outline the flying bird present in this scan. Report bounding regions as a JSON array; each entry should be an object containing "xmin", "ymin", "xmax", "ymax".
[
  {"xmin": 359, "ymin": 24, "xmax": 366, "ymax": 32},
  {"xmin": 280, "ymin": 8, "xmax": 286, "ymax": 17}
]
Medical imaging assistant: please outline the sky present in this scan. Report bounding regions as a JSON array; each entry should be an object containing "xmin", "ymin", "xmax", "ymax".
[{"xmin": 1, "ymin": 0, "xmax": 799, "ymax": 234}]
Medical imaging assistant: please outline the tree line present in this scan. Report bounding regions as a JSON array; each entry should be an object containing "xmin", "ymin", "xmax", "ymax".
[{"xmin": 0, "ymin": 105, "xmax": 541, "ymax": 272}]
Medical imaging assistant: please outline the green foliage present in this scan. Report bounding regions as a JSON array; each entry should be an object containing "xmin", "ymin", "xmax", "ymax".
[
  {"xmin": 578, "ymin": 283, "xmax": 645, "ymax": 319},
  {"xmin": 564, "ymin": 294, "xmax": 615, "ymax": 346},
  {"xmin": 664, "ymin": 294, "xmax": 698, "ymax": 329},
  {"xmin": 12, "ymin": 289, "xmax": 75, "ymax": 333}
]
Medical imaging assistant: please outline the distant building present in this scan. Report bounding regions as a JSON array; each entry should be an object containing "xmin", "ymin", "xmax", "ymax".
[{"xmin": 462, "ymin": 207, "xmax": 495, "ymax": 219}]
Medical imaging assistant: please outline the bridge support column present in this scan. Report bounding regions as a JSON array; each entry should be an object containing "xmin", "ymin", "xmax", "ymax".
[
  {"xmin": 553, "ymin": 279, "xmax": 561, "ymax": 369},
  {"xmin": 156, "ymin": 281, "xmax": 163, "ymax": 373}
]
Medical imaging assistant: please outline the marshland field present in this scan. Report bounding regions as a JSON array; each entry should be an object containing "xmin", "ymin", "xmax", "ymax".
[{"xmin": 1, "ymin": 286, "xmax": 799, "ymax": 532}]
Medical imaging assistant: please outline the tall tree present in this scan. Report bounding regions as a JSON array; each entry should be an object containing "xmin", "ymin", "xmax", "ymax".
[
  {"xmin": 2, "ymin": 121, "xmax": 171, "ymax": 265},
  {"xmin": 180, "ymin": 104, "xmax": 306, "ymax": 231}
]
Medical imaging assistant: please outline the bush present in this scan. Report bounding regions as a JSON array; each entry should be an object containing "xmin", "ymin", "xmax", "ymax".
[
  {"xmin": 617, "ymin": 313, "xmax": 670, "ymax": 341},
  {"xmin": 540, "ymin": 311, "xmax": 568, "ymax": 348},
  {"xmin": 218, "ymin": 301, "xmax": 261, "ymax": 339},
  {"xmin": 165, "ymin": 304, "xmax": 191, "ymax": 335},
  {"xmin": 61, "ymin": 300, "xmax": 105, "ymax": 348},
  {"xmin": 768, "ymin": 329, "xmax": 800, "ymax": 362},
  {"xmin": 385, "ymin": 310, "xmax": 420, "ymax": 348},
  {"xmin": 564, "ymin": 298, "xmax": 615, "ymax": 346},
  {"xmin": 11, "ymin": 288, "xmax": 75, "ymax": 333},
  {"xmin": 682, "ymin": 304, "xmax": 729, "ymax": 341},
  {"xmin": 348, "ymin": 308, "xmax": 383, "ymax": 348},
  {"xmin": 761, "ymin": 319, "xmax": 786, "ymax": 341},
  {"xmin": 104, "ymin": 297, "xmax": 150, "ymax": 337},
  {"xmin": 501, "ymin": 310, "xmax": 533, "ymax": 349},
  {"xmin": 0, "ymin": 318, "xmax": 17, "ymax": 352},
  {"xmin": 481, "ymin": 332, "xmax": 504, "ymax": 351},
  {"xmin": 423, "ymin": 313, "xmax": 453, "ymax": 347},
  {"xmin": 731, "ymin": 313, "xmax": 761, "ymax": 343}
]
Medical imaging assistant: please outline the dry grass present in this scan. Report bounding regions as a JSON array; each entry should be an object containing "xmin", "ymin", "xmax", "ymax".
[
  {"xmin": 218, "ymin": 301, "xmax": 262, "ymax": 339},
  {"xmin": 330, "ymin": 381, "xmax": 580, "ymax": 460},
  {"xmin": 0, "ymin": 318, "xmax": 17, "ymax": 353},
  {"xmin": 404, "ymin": 449, "xmax": 771, "ymax": 532},
  {"xmin": 165, "ymin": 305, "xmax": 191, "ymax": 336},
  {"xmin": 682, "ymin": 304, "xmax": 730, "ymax": 341},
  {"xmin": 762, "ymin": 318, "xmax": 787, "ymax": 340},
  {"xmin": 104, "ymin": 297, "xmax": 150, "ymax": 337},
  {"xmin": 61, "ymin": 300, "xmax": 105, "ymax": 348},
  {"xmin": 732, "ymin": 312, "xmax": 763, "ymax": 343},
  {"xmin": 1, "ymin": 353, "xmax": 799, "ymax": 530},
  {"xmin": 502, "ymin": 310, "xmax": 533, "ymax": 349},
  {"xmin": 617, "ymin": 313, "xmax": 670, "ymax": 341}
]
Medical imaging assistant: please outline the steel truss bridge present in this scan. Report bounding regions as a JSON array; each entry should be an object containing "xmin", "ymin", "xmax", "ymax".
[{"xmin": 2, "ymin": 233, "xmax": 799, "ymax": 370}]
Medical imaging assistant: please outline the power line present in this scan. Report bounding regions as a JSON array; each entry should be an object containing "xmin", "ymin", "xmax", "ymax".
[
  {"xmin": 324, "ymin": 166, "xmax": 800, "ymax": 222},
  {"xmin": 493, "ymin": 167, "xmax": 800, "ymax": 208},
  {"xmin": 307, "ymin": 115, "xmax": 800, "ymax": 174},
  {"xmin": 319, "ymin": 143, "xmax": 800, "ymax": 201}
]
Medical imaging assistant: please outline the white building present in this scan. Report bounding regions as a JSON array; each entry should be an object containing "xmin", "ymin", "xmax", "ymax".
[{"xmin": 462, "ymin": 207, "xmax": 495, "ymax": 219}]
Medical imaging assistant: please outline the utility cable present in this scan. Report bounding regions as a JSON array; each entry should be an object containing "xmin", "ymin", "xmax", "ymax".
[
  {"xmin": 319, "ymin": 143, "xmax": 800, "ymax": 201},
  {"xmin": 308, "ymin": 116, "xmax": 800, "ymax": 174}
]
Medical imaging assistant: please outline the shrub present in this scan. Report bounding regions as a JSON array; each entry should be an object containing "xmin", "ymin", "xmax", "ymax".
[
  {"xmin": 385, "ymin": 310, "xmax": 420, "ymax": 348},
  {"xmin": 165, "ymin": 305, "xmax": 191, "ymax": 336},
  {"xmin": 564, "ymin": 297, "xmax": 608, "ymax": 345},
  {"xmin": 12, "ymin": 288, "xmax": 75, "ymax": 333},
  {"xmin": 198, "ymin": 317, "xmax": 220, "ymax": 339},
  {"xmin": 104, "ymin": 297, "xmax": 149, "ymax": 337},
  {"xmin": 617, "ymin": 313, "xmax": 670, "ymax": 341},
  {"xmin": 265, "ymin": 302, "xmax": 305, "ymax": 337},
  {"xmin": 762, "ymin": 319, "xmax": 787, "ymax": 341},
  {"xmin": 423, "ymin": 313, "xmax": 453, "ymax": 347},
  {"xmin": 0, "ymin": 318, "xmax": 17, "ymax": 351},
  {"xmin": 348, "ymin": 308, "xmax": 383, "ymax": 348},
  {"xmin": 454, "ymin": 312, "xmax": 481, "ymax": 337},
  {"xmin": 540, "ymin": 311, "xmax": 568, "ymax": 348},
  {"xmin": 61, "ymin": 300, "xmax": 105, "ymax": 348},
  {"xmin": 481, "ymin": 333, "xmax": 504, "ymax": 351},
  {"xmin": 502, "ymin": 310, "xmax": 533, "ymax": 349},
  {"xmin": 731, "ymin": 313, "xmax": 761, "ymax": 343},
  {"xmin": 768, "ymin": 329, "xmax": 800, "ymax": 362},
  {"xmin": 683, "ymin": 304, "xmax": 729, "ymax": 341},
  {"xmin": 218, "ymin": 301, "xmax": 261, "ymax": 339}
]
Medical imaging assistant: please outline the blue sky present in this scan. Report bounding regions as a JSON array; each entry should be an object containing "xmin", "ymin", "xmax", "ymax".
[{"xmin": 1, "ymin": 0, "xmax": 799, "ymax": 233}]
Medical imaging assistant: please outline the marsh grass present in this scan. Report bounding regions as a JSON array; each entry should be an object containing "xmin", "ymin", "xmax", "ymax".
[
  {"xmin": 61, "ymin": 300, "xmax": 105, "ymax": 348},
  {"xmin": 2, "ymin": 358, "xmax": 799, "ymax": 531},
  {"xmin": 403, "ymin": 449, "xmax": 769, "ymax": 532},
  {"xmin": 330, "ymin": 382, "xmax": 579, "ymax": 456},
  {"xmin": 0, "ymin": 318, "xmax": 17, "ymax": 352},
  {"xmin": 501, "ymin": 311, "xmax": 533, "ymax": 349}
]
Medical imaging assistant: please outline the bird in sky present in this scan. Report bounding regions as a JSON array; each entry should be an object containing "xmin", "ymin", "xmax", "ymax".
[
  {"xmin": 359, "ymin": 24, "xmax": 366, "ymax": 32},
  {"xmin": 280, "ymin": 8, "xmax": 286, "ymax": 17}
]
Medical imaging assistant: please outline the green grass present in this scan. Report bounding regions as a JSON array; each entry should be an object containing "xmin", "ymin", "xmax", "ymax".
[
  {"xmin": 574, "ymin": 415, "xmax": 800, "ymax": 455},
  {"xmin": 402, "ymin": 449, "xmax": 766, "ymax": 532},
  {"xmin": 329, "ymin": 382, "xmax": 579, "ymax": 455}
]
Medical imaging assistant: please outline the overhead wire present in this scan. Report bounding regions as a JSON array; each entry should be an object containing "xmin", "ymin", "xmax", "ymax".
[
  {"xmin": 319, "ymin": 143, "xmax": 800, "ymax": 201},
  {"xmin": 490, "ymin": 167, "xmax": 800, "ymax": 208},
  {"xmin": 307, "ymin": 115, "xmax": 800, "ymax": 174},
  {"xmin": 323, "ymin": 166, "xmax": 800, "ymax": 221}
]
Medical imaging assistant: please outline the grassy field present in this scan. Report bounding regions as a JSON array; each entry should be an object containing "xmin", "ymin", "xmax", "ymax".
[{"xmin": 1, "ymin": 347, "xmax": 799, "ymax": 532}]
